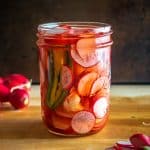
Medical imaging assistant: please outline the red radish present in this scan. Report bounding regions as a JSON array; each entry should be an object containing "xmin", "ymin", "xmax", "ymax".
[
  {"xmin": 0, "ymin": 77, "xmax": 4, "ymax": 84},
  {"xmin": 9, "ymin": 89, "xmax": 29, "ymax": 109},
  {"xmin": 116, "ymin": 140, "xmax": 134, "ymax": 149},
  {"xmin": 51, "ymin": 113, "xmax": 71, "ymax": 130},
  {"xmin": 71, "ymin": 48, "xmax": 100, "ymax": 67},
  {"xmin": 61, "ymin": 66, "xmax": 73, "ymax": 89},
  {"xmin": 4, "ymin": 74, "xmax": 31, "ymax": 92},
  {"xmin": 130, "ymin": 133, "xmax": 150, "ymax": 148},
  {"xmin": 0, "ymin": 84, "xmax": 10, "ymax": 102},
  {"xmin": 92, "ymin": 97, "xmax": 108, "ymax": 118},
  {"xmin": 90, "ymin": 76, "xmax": 106, "ymax": 96},
  {"xmin": 115, "ymin": 145, "xmax": 134, "ymax": 150},
  {"xmin": 77, "ymin": 72, "xmax": 98, "ymax": 96},
  {"xmin": 71, "ymin": 111, "xmax": 95, "ymax": 134}
]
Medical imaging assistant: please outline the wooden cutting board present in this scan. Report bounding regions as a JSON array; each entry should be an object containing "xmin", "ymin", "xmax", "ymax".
[{"xmin": 0, "ymin": 95, "xmax": 150, "ymax": 150}]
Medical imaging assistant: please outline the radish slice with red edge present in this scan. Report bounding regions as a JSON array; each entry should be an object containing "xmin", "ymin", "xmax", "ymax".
[
  {"xmin": 71, "ymin": 111, "xmax": 95, "ymax": 134},
  {"xmin": 130, "ymin": 133, "xmax": 150, "ymax": 148},
  {"xmin": 61, "ymin": 66, "xmax": 73, "ymax": 89},
  {"xmin": 76, "ymin": 38, "xmax": 96, "ymax": 59},
  {"xmin": 9, "ymin": 89, "xmax": 29, "ymax": 109},
  {"xmin": 63, "ymin": 91, "xmax": 83, "ymax": 112},
  {"xmin": 77, "ymin": 72, "xmax": 98, "ymax": 97},
  {"xmin": 93, "ymin": 97, "xmax": 108, "ymax": 118},
  {"xmin": 90, "ymin": 76, "xmax": 106, "ymax": 96},
  {"xmin": 116, "ymin": 140, "xmax": 134, "ymax": 149},
  {"xmin": 76, "ymin": 37, "xmax": 111, "ymax": 59},
  {"xmin": 71, "ymin": 49, "xmax": 100, "ymax": 67}
]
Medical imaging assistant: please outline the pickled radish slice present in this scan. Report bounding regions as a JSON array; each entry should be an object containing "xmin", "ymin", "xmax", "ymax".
[
  {"xmin": 61, "ymin": 66, "xmax": 73, "ymax": 89},
  {"xmin": 76, "ymin": 38, "xmax": 96, "ymax": 59},
  {"xmin": 52, "ymin": 113, "xmax": 71, "ymax": 130},
  {"xmin": 77, "ymin": 37, "xmax": 111, "ymax": 60},
  {"xmin": 63, "ymin": 91, "xmax": 83, "ymax": 112},
  {"xmin": 77, "ymin": 72, "xmax": 98, "ymax": 96},
  {"xmin": 116, "ymin": 140, "xmax": 134, "ymax": 148},
  {"xmin": 130, "ymin": 133, "xmax": 150, "ymax": 148},
  {"xmin": 93, "ymin": 97, "xmax": 108, "ymax": 118},
  {"xmin": 90, "ymin": 77, "xmax": 106, "ymax": 95},
  {"xmin": 55, "ymin": 106, "xmax": 75, "ymax": 118},
  {"xmin": 73, "ymin": 61, "xmax": 103, "ymax": 77},
  {"xmin": 71, "ymin": 49, "xmax": 99, "ymax": 67},
  {"xmin": 71, "ymin": 111, "xmax": 95, "ymax": 134}
]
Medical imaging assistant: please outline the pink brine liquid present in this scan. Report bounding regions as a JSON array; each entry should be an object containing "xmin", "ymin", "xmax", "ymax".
[{"xmin": 37, "ymin": 22, "xmax": 113, "ymax": 136}]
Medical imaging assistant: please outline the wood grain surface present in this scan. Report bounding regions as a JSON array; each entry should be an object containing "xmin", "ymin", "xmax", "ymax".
[{"xmin": 0, "ymin": 96, "xmax": 150, "ymax": 150}]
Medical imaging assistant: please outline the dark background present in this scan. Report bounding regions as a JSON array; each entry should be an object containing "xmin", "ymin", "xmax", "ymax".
[{"xmin": 0, "ymin": 0, "xmax": 149, "ymax": 84}]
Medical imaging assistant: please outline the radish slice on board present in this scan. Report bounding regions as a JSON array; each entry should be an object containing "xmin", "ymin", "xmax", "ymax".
[
  {"xmin": 61, "ymin": 65, "xmax": 73, "ymax": 89},
  {"xmin": 77, "ymin": 72, "xmax": 98, "ymax": 96},
  {"xmin": 116, "ymin": 140, "xmax": 134, "ymax": 148},
  {"xmin": 130, "ymin": 133, "xmax": 150, "ymax": 148},
  {"xmin": 71, "ymin": 111, "xmax": 95, "ymax": 134},
  {"xmin": 93, "ymin": 97, "xmax": 108, "ymax": 118}
]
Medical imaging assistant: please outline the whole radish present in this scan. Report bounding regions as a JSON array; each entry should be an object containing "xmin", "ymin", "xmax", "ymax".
[
  {"xmin": 0, "ymin": 84, "xmax": 10, "ymax": 102},
  {"xmin": 9, "ymin": 89, "xmax": 29, "ymax": 109},
  {"xmin": 0, "ymin": 74, "xmax": 31, "ymax": 109},
  {"xmin": 3, "ymin": 74, "xmax": 31, "ymax": 92}
]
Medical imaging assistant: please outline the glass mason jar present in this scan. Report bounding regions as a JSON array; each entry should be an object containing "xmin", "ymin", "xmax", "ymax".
[{"xmin": 37, "ymin": 22, "xmax": 113, "ymax": 136}]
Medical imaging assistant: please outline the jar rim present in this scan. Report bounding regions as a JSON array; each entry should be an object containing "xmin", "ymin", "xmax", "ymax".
[{"xmin": 38, "ymin": 22, "xmax": 112, "ymax": 37}]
